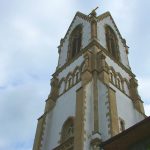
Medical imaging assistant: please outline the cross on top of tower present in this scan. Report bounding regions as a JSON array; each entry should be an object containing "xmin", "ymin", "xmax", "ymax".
[{"xmin": 88, "ymin": 6, "xmax": 99, "ymax": 17}]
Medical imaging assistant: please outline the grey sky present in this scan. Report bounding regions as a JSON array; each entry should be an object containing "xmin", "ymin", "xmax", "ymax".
[{"xmin": 0, "ymin": 0, "xmax": 150, "ymax": 150}]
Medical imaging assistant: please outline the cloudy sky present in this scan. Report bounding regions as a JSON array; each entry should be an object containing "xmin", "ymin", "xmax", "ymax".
[{"xmin": 0, "ymin": 0, "xmax": 150, "ymax": 150}]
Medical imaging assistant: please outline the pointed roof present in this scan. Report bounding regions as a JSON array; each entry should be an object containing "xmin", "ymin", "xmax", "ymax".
[{"xmin": 60, "ymin": 11, "xmax": 125, "ymax": 47}]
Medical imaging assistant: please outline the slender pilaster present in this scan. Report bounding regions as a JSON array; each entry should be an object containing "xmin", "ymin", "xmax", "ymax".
[
  {"xmin": 74, "ymin": 87, "xmax": 85, "ymax": 150},
  {"xmin": 108, "ymin": 87, "xmax": 119, "ymax": 136},
  {"xmin": 90, "ymin": 10, "xmax": 98, "ymax": 40},
  {"xmin": 33, "ymin": 113, "xmax": 47, "ymax": 150},
  {"xmin": 93, "ymin": 70, "xmax": 99, "ymax": 132}
]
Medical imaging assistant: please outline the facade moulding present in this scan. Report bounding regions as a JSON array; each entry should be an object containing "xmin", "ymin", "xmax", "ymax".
[
  {"xmin": 93, "ymin": 41, "xmax": 135, "ymax": 77},
  {"xmin": 129, "ymin": 77, "xmax": 145, "ymax": 114},
  {"xmin": 97, "ymin": 51, "xmax": 110, "ymax": 85},
  {"xmin": 44, "ymin": 98, "xmax": 56, "ymax": 113},
  {"xmin": 74, "ymin": 87, "xmax": 85, "ymax": 150},
  {"xmin": 53, "ymin": 40, "xmax": 135, "ymax": 78},
  {"xmin": 33, "ymin": 112, "xmax": 47, "ymax": 150},
  {"xmin": 49, "ymin": 77, "xmax": 59, "ymax": 101}
]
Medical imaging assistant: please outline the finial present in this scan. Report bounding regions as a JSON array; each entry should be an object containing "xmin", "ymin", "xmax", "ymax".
[{"xmin": 88, "ymin": 6, "xmax": 99, "ymax": 17}]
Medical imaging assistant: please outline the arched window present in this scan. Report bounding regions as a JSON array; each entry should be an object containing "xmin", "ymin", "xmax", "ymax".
[
  {"xmin": 59, "ymin": 79, "xmax": 65, "ymax": 95},
  {"xmin": 69, "ymin": 25, "xmax": 82, "ymax": 59},
  {"xmin": 119, "ymin": 118, "xmax": 125, "ymax": 132},
  {"xmin": 124, "ymin": 80, "xmax": 130, "ymax": 95},
  {"xmin": 75, "ymin": 71, "xmax": 80, "ymax": 82},
  {"xmin": 109, "ymin": 71, "xmax": 114, "ymax": 83},
  {"xmin": 117, "ymin": 77, "xmax": 122, "ymax": 89},
  {"xmin": 66, "ymin": 74, "xmax": 73, "ymax": 90},
  {"xmin": 60, "ymin": 117, "xmax": 74, "ymax": 143},
  {"xmin": 73, "ymin": 67, "xmax": 80, "ymax": 84},
  {"xmin": 105, "ymin": 25, "xmax": 120, "ymax": 61},
  {"xmin": 109, "ymin": 68, "xmax": 116, "ymax": 84}
]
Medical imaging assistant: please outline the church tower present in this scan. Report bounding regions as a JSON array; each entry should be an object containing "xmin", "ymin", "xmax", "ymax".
[{"xmin": 33, "ymin": 10, "xmax": 146, "ymax": 150}]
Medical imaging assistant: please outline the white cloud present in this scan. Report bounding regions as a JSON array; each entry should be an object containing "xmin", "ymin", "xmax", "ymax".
[
  {"xmin": 12, "ymin": 18, "xmax": 42, "ymax": 44},
  {"xmin": 0, "ymin": 80, "xmax": 49, "ymax": 150}
]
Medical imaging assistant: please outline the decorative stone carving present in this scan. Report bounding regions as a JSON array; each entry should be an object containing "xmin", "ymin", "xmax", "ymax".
[
  {"xmin": 97, "ymin": 52, "xmax": 109, "ymax": 84},
  {"xmin": 80, "ymin": 51, "xmax": 93, "ymax": 86},
  {"xmin": 90, "ymin": 132, "xmax": 101, "ymax": 150},
  {"xmin": 129, "ymin": 77, "xmax": 145, "ymax": 114},
  {"xmin": 44, "ymin": 98, "xmax": 55, "ymax": 113},
  {"xmin": 83, "ymin": 50, "xmax": 92, "ymax": 71},
  {"xmin": 49, "ymin": 77, "xmax": 59, "ymax": 101},
  {"xmin": 129, "ymin": 77, "xmax": 139, "ymax": 98},
  {"xmin": 60, "ymin": 117, "xmax": 74, "ymax": 143}
]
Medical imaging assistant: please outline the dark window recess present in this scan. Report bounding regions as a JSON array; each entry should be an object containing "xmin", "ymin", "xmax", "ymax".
[
  {"xmin": 105, "ymin": 25, "xmax": 120, "ymax": 61},
  {"xmin": 69, "ymin": 25, "xmax": 82, "ymax": 59}
]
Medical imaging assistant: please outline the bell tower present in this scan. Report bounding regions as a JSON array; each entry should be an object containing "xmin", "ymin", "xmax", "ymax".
[{"xmin": 33, "ymin": 9, "xmax": 146, "ymax": 150}]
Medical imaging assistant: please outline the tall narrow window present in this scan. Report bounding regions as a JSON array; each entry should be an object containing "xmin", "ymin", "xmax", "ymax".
[
  {"xmin": 105, "ymin": 25, "xmax": 120, "ymax": 61},
  {"xmin": 69, "ymin": 25, "xmax": 82, "ymax": 59}
]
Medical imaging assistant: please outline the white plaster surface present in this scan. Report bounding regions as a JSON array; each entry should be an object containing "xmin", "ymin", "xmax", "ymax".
[
  {"xmin": 84, "ymin": 81, "xmax": 93, "ymax": 150},
  {"xmin": 106, "ymin": 55, "xmax": 131, "ymax": 81},
  {"xmin": 42, "ymin": 82, "xmax": 81, "ymax": 150},
  {"xmin": 58, "ymin": 16, "xmax": 91, "ymax": 68},
  {"xmin": 110, "ymin": 84, "xmax": 144, "ymax": 130},
  {"xmin": 98, "ymin": 80, "xmax": 110, "ymax": 141},
  {"xmin": 58, "ymin": 55, "xmax": 84, "ymax": 80}
]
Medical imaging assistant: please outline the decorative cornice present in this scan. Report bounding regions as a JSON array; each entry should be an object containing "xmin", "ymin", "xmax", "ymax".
[
  {"xmin": 53, "ymin": 40, "xmax": 135, "ymax": 79},
  {"xmin": 96, "ymin": 42, "xmax": 135, "ymax": 77},
  {"xmin": 97, "ymin": 11, "xmax": 111, "ymax": 21},
  {"xmin": 76, "ymin": 11, "xmax": 91, "ymax": 22}
]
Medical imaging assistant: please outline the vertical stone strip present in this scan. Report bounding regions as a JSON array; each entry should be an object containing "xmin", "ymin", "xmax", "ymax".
[
  {"xmin": 92, "ymin": 47, "xmax": 100, "ymax": 133},
  {"xmin": 33, "ymin": 113, "xmax": 47, "ymax": 150},
  {"xmin": 90, "ymin": 10, "xmax": 97, "ymax": 40},
  {"xmin": 74, "ymin": 87, "xmax": 85, "ymax": 150},
  {"xmin": 93, "ymin": 70, "xmax": 99, "ymax": 132},
  {"xmin": 91, "ymin": 20, "xmax": 97, "ymax": 39},
  {"xmin": 108, "ymin": 87, "xmax": 119, "ymax": 136}
]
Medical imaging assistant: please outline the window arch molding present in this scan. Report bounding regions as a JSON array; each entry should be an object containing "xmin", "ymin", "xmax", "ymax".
[
  {"xmin": 109, "ymin": 67, "xmax": 117, "ymax": 84},
  {"xmin": 73, "ymin": 66, "xmax": 81, "ymax": 84},
  {"xmin": 59, "ymin": 78, "xmax": 66, "ymax": 95},
  {"xmin": 60, "ymin": 117, "xmax": 74, "ymax": 143},
  {"xmin": 68, "ymin": 24, "xmax": 82, "ymax": 60},
  {"xmin": 105, "ymin": 25, "xmax": 120, "ymax": 61},
  {"xmin": 116, "ymin": 73, "xmax": 124, "ymax": 90},
  {"xmin": 65, "ymin": 73, "xmax": 73, "ymax": 90}
]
